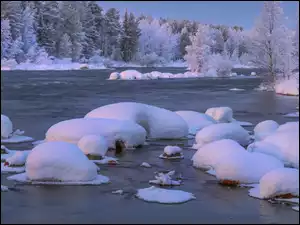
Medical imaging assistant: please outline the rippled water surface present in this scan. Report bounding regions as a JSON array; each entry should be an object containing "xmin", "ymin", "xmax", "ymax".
[{"xmin": 1, "ymin": 68, "xmax": 299, "ymax": 224}]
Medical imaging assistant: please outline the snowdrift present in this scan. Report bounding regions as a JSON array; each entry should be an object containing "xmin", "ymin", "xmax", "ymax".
[
  {"xmin": 253, "ymin": 120, "xmax": 279, "ymax": 141},
  {"xmin": 85, "ymin": 102, "xmax": 189, "ymax": 139},
  {"xmin": 46, "ymin": 118, "xmax": 146, "ymax": 149}
]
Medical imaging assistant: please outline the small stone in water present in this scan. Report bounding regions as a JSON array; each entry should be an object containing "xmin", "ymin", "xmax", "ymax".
[{"xmin": 140, "ymin": 162, "xmax": 151, "ymax": 168}]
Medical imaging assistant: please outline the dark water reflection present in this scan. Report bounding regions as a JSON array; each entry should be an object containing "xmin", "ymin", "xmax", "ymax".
[{"xmin": 1, "ymin": 68, "xmax": 299, "ymax": 224}]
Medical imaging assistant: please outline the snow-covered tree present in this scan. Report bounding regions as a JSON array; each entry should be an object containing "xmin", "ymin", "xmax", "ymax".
[
  {"xmin": 184, "ymin": 25, "xmax": 211, "ymax": 73},
  {"xmin": 58, "ymin": 33, "xmax": 72, "ymax": 58},
  {"xmin": 1, "ymin": 19, "xmax": 12, "ymax": 59},
  {"xmin": 179, "ymin": 27, "xmax": 191, "ymax": 59},
  {"xmin": 249, "ymin": 1, "xmax": 288, "ymax": 82}
]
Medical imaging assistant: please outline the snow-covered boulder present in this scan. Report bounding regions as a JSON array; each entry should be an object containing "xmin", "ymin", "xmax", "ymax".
[
  {"xmin": 251, "ymin": 72, "xmax": 256, "ymax": 76},
  {"xmin": 136, "ymin": 186, "xmax": 196, "ymax": 204},
  {"xmin": 46, "ymin": 118, "xmax": 146, "ymax": 149},
  {"xmin": 275, "ymin": 78, "xmax": 299, "ymax": 96},
  {"xmin": 108, "ymin": 72, "xmax": 120, "ymax": 80},
  {"xmin": 193, "ymin": 123, "xmax": 250, "ymax": 149},
  {"xmin": 8, "ymin": 141, "xmax": 108, "ymax": 184},
  {"xmin": 214, "ymin": 152, "xmax": 284, "ymax": 184},
  {"xmin": 85, "ymin": 102, "xmax": 189, "ymax": 139},
  {"xmin": 159, "ymin": 146, "xmax": 183, "ymax": 159},
  {"xmin": 5, "ymin": 151, "xmax": 29, "ymax": 166},
  {"xmin": 78, "ymin": 135, "xmax": 108, "ymax": 158},
  {"xmin": 1, "ymin": 115, "xmax": 13, "ymax": 139},
  {"xmin": 149, "ymin": 171, "xmax": 181, "ymax": 186},
  {"xmin": 119, "ymin": 70, "xmax": 143, "ymax": 80},
  {"xmin": 1, "ymin": 185, "xmax": 8, "ymax": 192},
  {"xmin": 192, "ymin": 139, "xmax": 246, "ymax": 171},
  {"xmin": 205, "ymin": 107, "xmax": 234, "ymax": 123},
  {"xmin": 249, "ymin": 168, "xmax": 299, "ymax": 199},
  {"xmin": 276, "ymin": 121, "xmax": 299, "ymax": 133},
  {"xmin": 260, "ymin": 129, "xmax": 299, "ymax": 168},
  {"xmin": 253, "ymin": 120, "xmax": 279, "ymax": 141},
  {"xmin": 175, "ymin": 111, "xmax": 216, "ymax": 135},
  {"xmin": 247, "ymin": 141, "xmax": 284, "ymax": 162}
]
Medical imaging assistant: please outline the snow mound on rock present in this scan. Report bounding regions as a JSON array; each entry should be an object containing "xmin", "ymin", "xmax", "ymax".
[
  {"xmin": 253, "ymin": 120, "xmax": 279, "ymax": 141},
  {"xmin": 46, "ymin": 118, "xmax": 146, "ymax": 149},
  {"xmin": 175, "ymin": 111, "xmax": 216, "ymax": 135},
  {"xmin": 205, "ymin": 107, "xmax": 234, "ymax": 123},
  {"xmin": 6, "ymin": 151, "xmax": 29, "ymax": 166},
  {"xmin": 1, "ymin": 114, "xmax": 13, "ymax": 139},
  {"xmin": 192, "ymin": 139, "xmax": 246, "ymax": 171},
  {"xmin": 108, "ymin": 72, "xmax": 120, "ymax": 80},
  {"xmin": 248, "ymin": 168, "xmax": 299, "ymax": 199},
  {"xmin": 136, "ymin": 186, "xmax": 196, "ymax": 204},
  {"xmin": 1, "ymin": 185, "xmax": 8, "ymax": 192},
  {"xmin": 24, "ymin": 141, "xmax": 100, "ymax": 182},
  {"xmin": 85, "ymin": 102, "xmax": 189, "ymax": 139},
  {"xmin": 78, "ymin": 135, "xmax": 108, "ymax": 157},
  {"xmin": 1, "ymin": 163, "xmax": 25, "ymax": 173},
  {"xmin": 193, "ymin": 123, "xmax": 250, "ymax": 149},
  {"xmin": 119, "ymin": 70, "xmax": 143, "ymax": 80},
  {"xmin": 275, "ymin": 78, "xmax": 299, "ymax": 96}
]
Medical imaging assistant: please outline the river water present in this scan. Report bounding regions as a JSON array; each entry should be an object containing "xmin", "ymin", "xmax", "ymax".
[{"xmin": 1, "ymin": 68, "xmax": 299, "ymax": 224}]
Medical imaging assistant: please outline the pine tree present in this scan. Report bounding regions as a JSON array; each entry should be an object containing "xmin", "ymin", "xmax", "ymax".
[
  {"xmin": 58, "ymin": 33, "xmax": 72, "ymax": 58},
  {"xmin": 179, "ymin": 27, "xmax": 191, "ymax": 59},
  {"xmin": 1, "ymin": 19, "xmax": 12, "ymax": 59}
]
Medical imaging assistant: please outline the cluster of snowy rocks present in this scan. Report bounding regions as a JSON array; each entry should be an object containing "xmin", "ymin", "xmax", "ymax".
[
  {"xmin": 108, "ymin": 70, "xmax": 256, "ymax": 80},
  {"xmin": 1, "ymin": 102, "xmax": 299, "ymax": 208}
]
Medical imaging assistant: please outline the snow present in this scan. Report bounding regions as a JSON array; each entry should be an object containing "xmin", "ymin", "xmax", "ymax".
[
  {"xmin": 253, "ymin": 120, "xmax": 279, "ymax": 141},
  {"xmin": 46, "ymin": 118, "xmax": 146, "ymax": 149},
  {"xmin": 251, "ymin": 72, "xmax": 257, "ymax": 76},
  {"xmin": 277, "ymin": 121, "xmax": 299, "ymax": 133},
  {"xmin": 192, "ymin": 139, "xmax": 247, "ymax": 171},
  {"xmin": 248, "ymin": 168, "xmax": 299, "ymax": 199},
  {"xmin": 159, "ymin": 146, "xmax": 184, "ymax": 159},
  {"xmin": 229, "ymin": 88, "xmax": 245, "ymax": 91},
  {"xmin": 262, "ymin": 128, "xmax": 299, "ymax": 168},
  {"xmin": 7, "ymin": 173, "xmax": 110, "ymax": 185},
  {"xmin": 5, "ymin": 151, "xmax": 29, "ymax": 166},
  {"xmin": 193, "ymin": 123, "xmax": 251, "ymax": 149},
  {"xmin": 119, "ymin": 70, "xmax": 143, "ymax": 80},
  {"xmin": 175, "ymin": 111, "xmax": 216, "ymax": 135},
  {"xmin": 24, "ymin": 141, "xmax": 103, "ymax": 183},
  {"xmin": 85, "ymin": 102, "xmax": 189, "ymax": 139},
  {"xmin": 275, "ymin": 78, "xmax": 299, "ymax": 96},
  {"xmin": 108, "ymin": 72, "xmax": 120, "ymax": 80},
  {"xmin": 136, "ymin": 186, "xmax": 196, "ymax": 204},
  {"xmin": 232, "ymin": 120, "xmax": 253, "ymax": 127},
  {"xmin": 1, "ymin": 185, "xmax": 8, "ymax": 192},
  {"xmin": 214, "ymin": 152, "xmax": 284, "ymax": 184},
  {"xmin": 247, "ymin": 142, "xmax": 284, "ymax": 162},
  {"xmin": 1, "ymin": 135, "xmax": 34, "ymax": 144},
  {"xmin": 1, "ymin": 115, "xmax": 13, "ymax": 138},
  {"xmin": 140, "ymin": 162, "xmax": 152, "ymax": 168},
  {"xmin": 284, "ymin": 112, "xmax": 299, "ymax": 118},
  {"xmin": 163, "ymin": 146, "xmax": 182, "ymax": 156},
  {"xmin": 292, "ymin": 206, "xmax": 299, "ymax": 212},
  {"xmin": 1, "ymin": 163, "xmax": 25, "ymax": 174},
  {"xmin": 112, "ymin": 190, "xmax": 124, "ymax": 195},
  {"xmin": 92, "ymin": 156, "xmax": 119, "ymax": 165},
  {"xmin": 149, "ymin": 171, "xmax": 181, "ymax": 186},
  {"xmin": 205, "ymin": 107, "xmax": 234, "ymax": 123},
  {"xmin": 78, "ymin": 135, "xmax": 108, "ymax": 157},
  {"xmin": 1, "ymin": 148, "xmax": 31, "ymax": 162}
]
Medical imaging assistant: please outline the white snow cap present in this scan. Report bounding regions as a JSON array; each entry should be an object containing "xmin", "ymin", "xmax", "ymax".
[
  {"xmin": 1, "ymin": 185, "xmax": 8, "ymax": 192},
  {"xmin": 6, "ymin": 151, "xmax": 29, "ymax": 166},
  {"xmin": 249, "ymin": 168, "xmax": 299, "ymax": 199},
  {"xmin": 108, "ymin": 72, "xmax": 120, "ymax": 80},
  {"xmin": 192, "ymin": 139, "xmax": 246, "ymax": 171},
  {"xmin": 1, "ymin": 114, "xmax": 13, "ymax": 138},
  {"xmin": 25, "ymin": 141, "xmax": 98, "ymax": 182},
  {"xmin": 175, "ymin": 111, "xmax": 216, "ymax": 135},
  {"xmin": 46, "ymin": 118, "xmax": 146, "ymax": 149},
  {"xmin": 205, "ymin": 107, "xmax": 234, "ymax": 123},
  {"xmin": 119, "ymin": 70, "xmax": 143, "ymax": 80},
  {"xmin": 136, "ymin": 186, "xmax": 196, "ymax": 204},
  {"xmin": 194, "ymin": 123, "xmax": 250, "ymax": 149},
  {"xmin": 276, "ymin": 121, "xmax": 299, "ymax": 133},
  {"xmin": 78, "ymin": 135, "xmax": 108, "ymax": 156},
  {"xmin": 214, "ymin": 152, "xmax": 284, "ymax": 184},
  {"xmin": 275, "ymin": 77, "xmax": 299, "ymax": 96},
  {"xmin": 254, "ymin": 120, "xmax": 279, "ymax": 141},
  {"xmin": 163, "ymin": 146, "xmax": 182, "ymax": 156},
  {"xmin": 85, "ymin": 102, "xmax": 189, "ymax": 139},
  {"xmin": 140, "ymin": 162, "xmax": 151, "ymax": 168}
]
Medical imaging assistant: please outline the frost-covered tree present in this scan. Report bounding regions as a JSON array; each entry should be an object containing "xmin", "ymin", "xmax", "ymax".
[
  {"xmin": 179, "ymin": 27, "xmax": 191, "ymax": 59},
  {"xmin": 1, "ymin": 19, "xmax": 12, "ymax": 59},
  {"xmin": 249, "ymin": 1, "xmax": 288, "ymax": 82},
  {"xmin": 184, "ymin": 25, "xmax": 211, "ymax": 73},
  {"xmin": 6, "ymin": 1, "xmax": 23, "ymax": 41},
  {"xmin": 57, "ymin": 33, "xmax": 72, "ymax": 58},
  {"xmin": 103, "ymin": 8, "xmax": 122, "ymax": 58}
]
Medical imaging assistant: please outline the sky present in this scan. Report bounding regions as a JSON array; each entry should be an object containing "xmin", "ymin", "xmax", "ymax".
[{"xmin": 98, "ymin": 1, "xmax": 299, "ymax": 30}]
